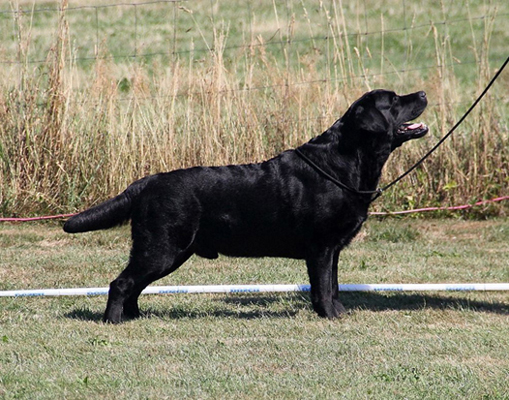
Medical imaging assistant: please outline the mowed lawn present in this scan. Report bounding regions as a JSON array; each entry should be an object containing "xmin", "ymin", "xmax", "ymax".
[{"xmin": 0, "ymin": 218, "xmax": 508, "ymax": 399}]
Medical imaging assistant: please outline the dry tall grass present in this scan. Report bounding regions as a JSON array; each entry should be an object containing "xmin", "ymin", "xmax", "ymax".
[{"xmin": 0, "ymin": 0, "xmax": 507, "ymax": 216}]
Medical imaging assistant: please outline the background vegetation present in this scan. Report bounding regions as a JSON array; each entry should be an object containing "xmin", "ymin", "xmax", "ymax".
[{"xmin": 0, "ymin": 0, "xmax": 508, "ymax": 216}]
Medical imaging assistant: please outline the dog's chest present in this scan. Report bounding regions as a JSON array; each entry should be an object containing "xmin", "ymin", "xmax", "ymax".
[{"xmin": 325, "ymin": 201, "xmax": 368, "ymax": 246}]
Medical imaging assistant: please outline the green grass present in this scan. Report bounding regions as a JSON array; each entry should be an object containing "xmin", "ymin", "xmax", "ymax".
[
  {"xmin": 1, "ymin": 0, "xmax": 507, "ymax": 76},
  {"xmin": 1, "ymin": 219, "xmax": 508, "ymax": 398}
]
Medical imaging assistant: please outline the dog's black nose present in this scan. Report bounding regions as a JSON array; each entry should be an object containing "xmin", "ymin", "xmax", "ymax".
[{"xmin": 418, "ymin": 91, "xmax": 427, "ymax": 99}]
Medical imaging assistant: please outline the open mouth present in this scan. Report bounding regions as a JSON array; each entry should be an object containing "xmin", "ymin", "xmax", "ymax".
[{"xmin": 397, "ymin": 122, "xmax": 429, "ymax": 138}]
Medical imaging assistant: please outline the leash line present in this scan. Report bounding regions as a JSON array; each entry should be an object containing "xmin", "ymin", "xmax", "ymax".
[
  {"xmin": 294, "ymin": 148, "xmax": 382, "ymax": 197},
  {"xmin": 380, "ymin": 54, "xmax": 509, "ymax": 194},
  {"xmin": 296, "ymin": 55, "xmax": 509, "ymax": 202}
]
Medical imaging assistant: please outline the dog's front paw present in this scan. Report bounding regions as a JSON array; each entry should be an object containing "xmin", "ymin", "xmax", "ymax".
[
  {"xmin": 332, "ymin": 298, "xmax": 347, "ymax": 316},
  {"xmin": 312, "ymin": 299, "xmax": 342, "ymax": 319}
]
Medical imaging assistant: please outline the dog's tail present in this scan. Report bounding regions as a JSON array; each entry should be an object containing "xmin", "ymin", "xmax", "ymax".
[{"xmin": 63, "ymin": 177, "xmax": 150, "ymax": 234}]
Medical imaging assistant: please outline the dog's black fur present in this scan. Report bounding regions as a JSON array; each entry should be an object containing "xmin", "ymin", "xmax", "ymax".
[{"xmin": 64, "ymin": 89, "xmax": 428, "ymax": 323}]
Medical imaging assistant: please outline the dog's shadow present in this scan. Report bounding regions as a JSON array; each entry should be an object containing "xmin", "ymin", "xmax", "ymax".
[{"xmin": 65, "ymin": 292, "xmax": 508, "ymax": 322}]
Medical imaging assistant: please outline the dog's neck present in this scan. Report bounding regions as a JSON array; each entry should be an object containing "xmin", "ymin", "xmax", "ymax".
[{"xmin": 300, "ymin": 121, "xmax": 393, "ymax": 196}]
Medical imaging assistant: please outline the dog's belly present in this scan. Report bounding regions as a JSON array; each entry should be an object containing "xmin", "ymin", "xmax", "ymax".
[
  {"xmin": 193, "ymin": 225, "xmax": 306, "ymax": 259},
  {"xmin": 218, "ymin": 241, "xmax": 306, "ymax": 259}
]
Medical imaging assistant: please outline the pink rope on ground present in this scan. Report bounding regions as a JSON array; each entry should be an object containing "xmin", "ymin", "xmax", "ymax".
[
  {"xmin": 0, "ymin": 213, "xmax": 77, "ymax": 222},
  {"xmin": 0, "ymin": 196, "xmax": 507, "ymax": 222},
  {"xmin": 369, "ymin": 196, "xmax": 509, "ymax": 216}
]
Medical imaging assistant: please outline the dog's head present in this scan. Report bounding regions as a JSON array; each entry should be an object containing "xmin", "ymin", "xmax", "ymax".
[{"xmin": 342, "ymin": 89, "xmax": 429, "ymax": 150}]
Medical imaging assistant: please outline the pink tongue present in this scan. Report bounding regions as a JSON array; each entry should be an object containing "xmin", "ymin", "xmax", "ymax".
[{"xmin": 407, "ymin": 123, "xmax": 423, "ymax": 130}]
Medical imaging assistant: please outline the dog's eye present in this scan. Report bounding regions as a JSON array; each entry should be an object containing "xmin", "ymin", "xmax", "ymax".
[{"xmin": 392, "ymin": 97, "xmax": 398, "ymax": 104}]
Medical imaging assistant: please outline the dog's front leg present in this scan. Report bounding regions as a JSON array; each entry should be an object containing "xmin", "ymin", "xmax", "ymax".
[
  {"xmin": 331, "ymin": 249, "xmax": 347, "ymax": 315},
  {"xmin": 306, "ymin": 248, "xmax": 342, "ymax": 319}
]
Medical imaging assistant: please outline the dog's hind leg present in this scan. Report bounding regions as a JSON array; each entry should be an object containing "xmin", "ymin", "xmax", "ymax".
[
  {"xmin": 103, "ymin": 243, "xmax": 193, "ymax": 324},
  {"xmin": 103, "ymin": 263, "xmax": 138, "ymax": 324},
  {"xmin": 121, "ymin": 249, "xmax": 193, "ymax": 320}
]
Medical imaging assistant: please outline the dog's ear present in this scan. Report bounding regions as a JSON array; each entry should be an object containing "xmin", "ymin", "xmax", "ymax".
[{"xmin": 354, "ymin": 105, "xmax": 390, "ymax": 133}]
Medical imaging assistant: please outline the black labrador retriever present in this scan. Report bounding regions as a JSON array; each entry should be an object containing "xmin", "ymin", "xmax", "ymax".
[{"xmin": 64, "ymin": 89, "xmax": 428, "ymax": 323}]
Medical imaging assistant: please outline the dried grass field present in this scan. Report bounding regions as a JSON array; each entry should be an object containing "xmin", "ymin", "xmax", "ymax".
[{"xmin": 0, "ymin": 0, "xmax": 508, "ymax": 216}]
